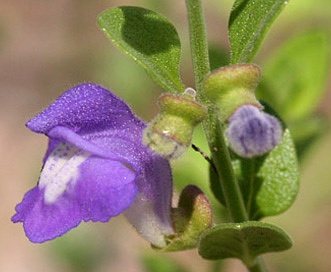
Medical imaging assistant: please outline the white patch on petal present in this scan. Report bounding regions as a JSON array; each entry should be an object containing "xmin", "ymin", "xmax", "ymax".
[
  {"xmin": 38, "ymin": 142, "xmax": 90, "ymax": 204},
  {"xmin": 124, "ymin": 193, "xmax": 174, "ymax": 247}
]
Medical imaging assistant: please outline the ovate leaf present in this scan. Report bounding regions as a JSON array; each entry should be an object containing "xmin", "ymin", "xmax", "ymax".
[
  {"xmin": 98, "ymin": 6, "xmax": 184, "ymax": 93},
  {"xmin": 198, "ymin": 221, "xmax": 292, "ymax": 266},
  {"xmin": 229, "ymin": 0, "xmax": 289, "ymax": 64}
]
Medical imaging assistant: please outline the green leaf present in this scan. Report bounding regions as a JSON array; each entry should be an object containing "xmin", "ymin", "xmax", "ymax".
[
  {"xmin": 210, "ymin": 107, "xmax": 299, "ymax": 219},
  {"xmin": 209, "ymin": 44, "xmax": 229, "ymax": 71},
  {"xmin": 234, "ymin": 127, "xmax": 299, "ymax": 219},
  {"xmin": 198, "ymin": 221, "xmax": 292, "ymax": 266},
  {"xmin": 229, "ymin": 0, "xmax": 289, "ymax": 64},
  {"xmin": 257, "ymin": 30, "xmax": 330, "ymax": 121},
  {"xmin": 98, "ymin": 6, "xmax": 184, "ymax": 93}
]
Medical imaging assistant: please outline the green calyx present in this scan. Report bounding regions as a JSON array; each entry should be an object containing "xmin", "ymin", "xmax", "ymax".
[
  {"xmin": 143, "ymin": 88, "xmax": 207, "ymax": 159},
  {"xmin": 154, "ymin": 185, "xmax": 213, "ymax": 252},
  {"xmin": 203, "ymin": 64, "xmax": 262, "ymax": 121}
]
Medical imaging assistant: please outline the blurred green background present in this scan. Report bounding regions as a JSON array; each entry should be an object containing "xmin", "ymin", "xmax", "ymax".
[{"xmin": 1, "ymin": 0, "xmax": 330, "ymax": 271}]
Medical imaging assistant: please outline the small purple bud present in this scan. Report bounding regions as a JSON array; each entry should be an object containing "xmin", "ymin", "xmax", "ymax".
[{"xmin": 226, "ymin": 105, "xmax": 283, "ymax": 158}]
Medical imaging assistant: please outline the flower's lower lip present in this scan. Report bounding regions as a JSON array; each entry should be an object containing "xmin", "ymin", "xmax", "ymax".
[{"xmin": 39, "ymin": 142, "xmax": 91, "ymax": 204}]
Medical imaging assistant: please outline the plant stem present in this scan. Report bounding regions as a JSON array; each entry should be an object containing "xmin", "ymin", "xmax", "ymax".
[
  {"xmin": 205, "ymin": 114, "xmax": 269, "ymax": 272},
  {"xmin": 185, "ymin": 0, "xmax": 210, "ymax": 93},
  {"xmin": 185, "ymin": 0, "xmax": 247, "ymax": 225},
  {"xmin": 248, "ymin": 257, "xmax": 268, "ymax": 272},
  {"xmin": 206, "ymin": 113, "xmax": 248, "ymax": 222},
  {"xmin": 185, "ymin": 1, "xmax": 267, "ymax": 271}
]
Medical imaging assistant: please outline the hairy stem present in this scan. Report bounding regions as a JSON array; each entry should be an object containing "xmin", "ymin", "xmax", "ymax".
[
  {"xmin": 185, "ymin": 0, "xmax": 210, "ymax": 93},
  {"xmin": 185, "ymin": 1, "xmax": 268, "ymax": 271}
]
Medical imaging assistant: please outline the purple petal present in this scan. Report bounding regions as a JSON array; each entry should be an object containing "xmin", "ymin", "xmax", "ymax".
[
  {"xmin": 87, "ymin": 135, "xmax": 173, "ymax": 212},
  {"xmin": 86, "ymin": 132, "xmax": 174, "ymax": 246},
  {"xmin": 12, "ymin": 187, "xmax": 83, "ymax": 243},
  {"xmin": 46, "ymin": 126, "xmax": 131, "ymax": 163},
  {"xmin": 14, "ymin": 83, "xmax": 175, "ymax": 245},
  {"xmin": 77, "ymin": 129, "xmax": 175, "ymax": 246},
  {"xmin": 226, "ymin": 105, "xmax": 283, "ymax": 158},
  {"xmin": 26, "ymin": 83, "xmax": 144, "ymax": 134},
  {"xmin": 77, "ymin": 158, "xmax": 138, "ymax": 222},
  {"xmin": 26, "ymin": 83, "xmax": 149, "ymax": 168},
  {"xmin": 124, "ymin": 154, "xmax": 174, "ymax": 247},
  {"xmin": 12, "ymin": 157, "xmax": 137, "ymax": 243},
  {"xmin": 43, "ymin": 125, "xmax": 147, "ymax": 171}
]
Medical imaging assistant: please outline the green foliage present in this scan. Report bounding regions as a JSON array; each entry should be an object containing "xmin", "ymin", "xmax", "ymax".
[
  {"xmin": 290, "ymin": 116, "xmax": 328, "ymax": 160},
  {"xmin": 205, "ymin": 63, "xmax": 300, "ymax": 220},
  {"xmin": 141, "ymin": 254, "xmax": 187, "ymax": 272},
  {"xmin": 211, "ymin": 127, "xmax": 299, "ymax": 220},
  {"xmin": 208, "ymin": 45, "xmax": 229, "ymax": 71},
  {"xmin": 198, "ymin": 221, "xmax": 292, "ymax": 266},
  {"xmin": 257, "ymin": 30, "xmax": 330, "ymax": 122},
  {"xmin": 95, "ymin": 0, "xmax": 329, "ymax": 271},
  {"xmin": 229, "ymin": 0, "xmax": 289, "ymax": 64},
  {"xmin": 257, "ymin": 30, "xmax": 330, "ymax": 158},
  {"xmin": 234, "ymin": 128, "xmax": 299, "ymax": 219},
  {"xmin": 98, "ymin": 6, "xmax": 184, "ymax": 93},
  {"xmin": 185, "ymin": 0, "xmax": 211, "ymax": 92}
]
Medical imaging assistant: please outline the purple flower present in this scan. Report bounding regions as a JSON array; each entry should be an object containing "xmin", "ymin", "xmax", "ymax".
[
  {"xmin": 12, "ymin": 83, "xmax": 174, "ymax": 246},
  {"xmin": 226, "ymin": 105, "xmax": 283, "ymax": 158}
]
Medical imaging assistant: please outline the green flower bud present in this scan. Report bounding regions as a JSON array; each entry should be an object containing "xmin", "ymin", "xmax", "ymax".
[
  {"xmin": 143, "ymin": 88, "xmax": 207, "ymax": 159},
  {"xmin": 203, "ymin": 64, "xmax": 263, "ymax": 121}
]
